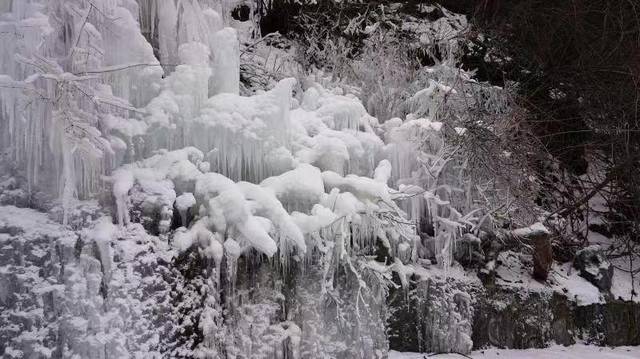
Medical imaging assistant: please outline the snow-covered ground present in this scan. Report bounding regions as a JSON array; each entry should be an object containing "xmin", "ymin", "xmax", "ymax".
[
  {"xmin": 491, "ymin": 250, "xmax": 606, "ymax": 305},
  {"xmin": 390, "ymin": 345, "xmax": 640, "ymax": 358}
]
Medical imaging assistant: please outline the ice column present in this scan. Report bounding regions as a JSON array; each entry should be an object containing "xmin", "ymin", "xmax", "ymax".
[{"xmin": 210, "ymin": 27, "xmax": 240, "ymax": 95}]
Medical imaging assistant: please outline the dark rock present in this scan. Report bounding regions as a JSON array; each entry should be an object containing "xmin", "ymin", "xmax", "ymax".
[
  {"xmin": 455, "ymin": 233, "xmax": 485, "ymax": 268},
  {"xmin": 231, "ymin": 4, "xmax": 251, "ymax": 22},
  {"xmin": 389, "ymin": 262, "xmax": 640, "ymax": 353},
  {"xmin": 575, "ymin": 300, "xmax": 640, "ymax": 346},
  {"xmin": 472, "ymin": 285, "xmax": 640, "ymax": 349},
  {"xmin": 507, "ymin": 224, "xmax": 552, "ymax": 281},
  {"xmin": 472, "ymin": 289, "xmax": 575, "ymax": 349},
  {"xmin": 532, "ymin": 234, "xmax": 552, "ymax": 281},
  {"xmin": 574, "ymin": 245, "xmax": 614, "ymax": 291}
]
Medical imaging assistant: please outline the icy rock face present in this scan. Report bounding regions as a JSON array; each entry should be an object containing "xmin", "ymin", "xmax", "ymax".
[
  {"xmin": 387, "ymin": 266, "xmax": 479, "ymax": 354},
  {"xmin": 0, "ymin": 172, "xmax": 39, "ymax": 209},
  {"xmin": 0, "ymin": 206, "xmax": 173, "ymax": 358},
  {"xmin": 472, "ymin": 285, "xmax": 640, "ymax": 349},
  {"xmin": 220, "ymin": 261, "xmax": 303, "ymax": 359},
  {"xmin": 472, "ymin": 289, "xmax": 574, "ymax": 349},
  {"xmin": 293, "ymin": 267, "xmax": 389, "ymax": 358},
  {"xmin": 389, "ymin": 261, "xmax": 640, "ymax": 352}
]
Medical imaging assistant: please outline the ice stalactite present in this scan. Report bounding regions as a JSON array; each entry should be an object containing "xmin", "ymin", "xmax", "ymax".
[
  {"xmin": 210, "ymin": 27, "xmax": 240, "ymax": 96},
  {"xmin": 175, "ymin": 192, "xmax": 196, "ymax": 226},
  {"xmin": 181, "ymin": 77, "xmax": 296, "ymax": 182},
  {"xmin": 315, "ymin": 90, "xmax": 369, "ymax": 132},
  {"xmin": 109, "ymin": 146, "xmax": 204, "ymax": 232},
  {"xmin": 112, "ymin": 169, "xmax": 133, "ymax": 226},
  {"xmin": 0, "ymin": 0, "xmax": 162, "ymax": 222},
  {"xmin": 0, "ymin": 5, "xmax": 54, "ymax": 193},
  {"xmin": 173, "ymin": 42, "xmax": 212, "ymax": 118},
  {"xmin": 136, "ymin": 0, "xmax": 247, "ymax": 83},
  {"xmin": 60, "ymin": 138, "xmax": 77, "ymax": 225}
]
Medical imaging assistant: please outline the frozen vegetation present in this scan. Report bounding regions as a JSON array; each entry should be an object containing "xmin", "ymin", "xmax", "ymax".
[{"xmin": 0, "ymin": 0, "xmax": 638, "ymax": 358}]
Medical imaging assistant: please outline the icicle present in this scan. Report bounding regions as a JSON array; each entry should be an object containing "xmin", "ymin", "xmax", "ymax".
[
  {"xmin": 61, "ymin": 139, "xmax": 77, "ymax": 225},
  {"xmin": 224, "ymin": 237, "xmax": 241, "ymax": 294},
  {"xmin": 157, "ymin": 0, "xmax": 179, "ymax": 67},
  {"xmin": 210, "ymin": 27, "xmax": 240, "ymax": 96},
  {"xmin": 176, "ymin": 192, "xmax": 196, "ymax": 227},
  {"xmin": 112, "ymin": 169, "xmax": 134, "ymax": 226}
]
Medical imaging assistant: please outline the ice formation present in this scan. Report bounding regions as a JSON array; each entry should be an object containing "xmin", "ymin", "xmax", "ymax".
[{"xmin": 0, "ymin": 1, "xmax": 496, "ymax": 357}]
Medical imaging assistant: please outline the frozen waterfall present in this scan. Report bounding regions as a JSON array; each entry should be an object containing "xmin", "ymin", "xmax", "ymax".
[{"xmin": 0, "ymin": 1, "xmax": 493, "ymax": 358}]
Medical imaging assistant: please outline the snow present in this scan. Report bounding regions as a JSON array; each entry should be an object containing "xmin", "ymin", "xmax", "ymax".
[
  {"xmin": 373, "ymin": 159, "xmax": 393, "ymax": 184},
  {"xmin": 176, "ymin": 192, "xmax": 196, "ymax": 210},
  {"xmin": 261, "ymin": 164, "xmax": 325, "ymax": 212},
  {"xmin": 610, "ymin": 257, "xmax": 640, "ymax": 303},
  {"xmin": 0, "ymin": 205, "xmax": 75, "ymax": 242},
  {"xmin": 291, "ymin": 204, "xmax": 339, "ymax": 234},
  {"xmin": 173, "ymin": 226, "xmax": 195, "ymax": 252},
  {"xmin": 195, "ymin": 172, "xmax": 278, "ymax": 256},
  {"xmin": 237, "ymin": 182, "xmax": 306, "ymax": 254},
  {"xmin": 224, "ymin": 237, "xmax": 242, "ymax": 258},
  {"xmin": 315, "ymin": 91, "xmax": 368, "ymax": 131},
  {"xmin": 321, "ymin": 188, "xmax": 365, "ymax": 223},
  {"xmin": 109, "ymin": 147, "xmax": 206, "ymax": 230},
  {"xmin": 390, "ymin": 345, "xmax": 640, "ymax": 359},
  {"xmin": 511, "ymin": 222, "xmax": 550, "ymax": 237},
  {"xmin": 494, "ymin": 251, "xmax": 604, "ymax": 306},
  {"xmin": 322, "ymin": 171, "xmax": 396, "ymax": 210}
]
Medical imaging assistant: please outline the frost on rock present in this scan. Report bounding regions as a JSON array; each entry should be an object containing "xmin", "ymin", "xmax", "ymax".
[{"xmin": 0, "ymin": 206, "xmax": 174, "ymax": 358}]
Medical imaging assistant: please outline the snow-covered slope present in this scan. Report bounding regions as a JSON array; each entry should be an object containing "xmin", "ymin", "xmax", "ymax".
[{"xmin": 390, "ymin": 344, "xmax": 640, "ymax": 359}]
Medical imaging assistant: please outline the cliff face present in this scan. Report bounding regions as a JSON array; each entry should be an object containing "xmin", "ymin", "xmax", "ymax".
[
  {"xmin": 389, "ymin": 257, "xmax": 640, "ymax": 353},
  {"xmin": 0, "ymin": 205, "xmax": 176, "ymax": 358}
]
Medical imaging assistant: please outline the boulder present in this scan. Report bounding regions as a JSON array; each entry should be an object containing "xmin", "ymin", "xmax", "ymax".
[{"xmin": 574, "ymin": 245, "xmax": 614, "ymax": 291}]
